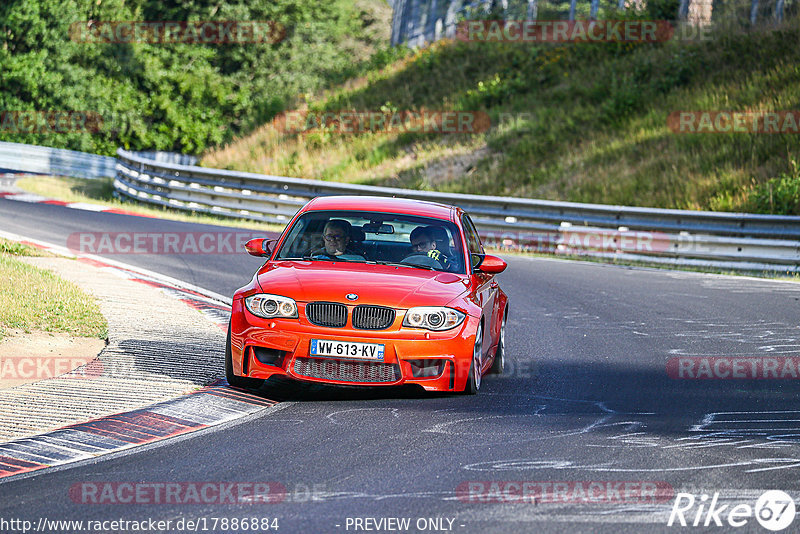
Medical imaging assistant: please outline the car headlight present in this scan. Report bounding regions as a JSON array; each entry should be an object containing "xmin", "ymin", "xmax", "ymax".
[
  {"xmin": 245, "ymin": 294, "xmax": 298, "ymax": 319},
  {"xmin": 403, "ymin": 307, "xmax": 465, "ymax": 331}
]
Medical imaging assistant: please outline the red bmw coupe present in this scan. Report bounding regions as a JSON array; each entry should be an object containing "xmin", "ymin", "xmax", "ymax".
[{"xmin": 226, "ymin": 196, "xmax": 508, "ymax": 394}]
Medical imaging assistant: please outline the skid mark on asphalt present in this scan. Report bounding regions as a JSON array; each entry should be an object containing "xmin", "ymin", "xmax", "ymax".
[
  {"xmin": 542, "ymin": 308, "xmax": 600, "ymax": 321},
  {"xmin": 453, "ymin": 408, "xmax": 800, "ymax": 475},
  {"xmin": 0, "ymin": 383, "xmax": 274, "ymax": 480},
  {"xmin": 545, "ymin": 311, "xmax": 800, "ymax": 356},
  {"xmin": 687, "ymin": 411, "xmax": 800, "ymax": 448},
  {"xmin": 661, "ymin": 271, "xmax": 800, "ymax": 292},
  {"xmin": 700, "ymin": 278, "xmax": 800, "ymax": 294},
  {"xmin": 462, "ymin": 457, "xmax": 800, "ymax": 473},
  {"xmin": 423, "ymin": 396, "xmax": 653, "ymax": 445}
]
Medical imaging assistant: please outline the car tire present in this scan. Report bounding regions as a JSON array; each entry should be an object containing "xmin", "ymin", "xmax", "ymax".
[
  {"xmin": 225, "ymin": 323, "xmax": 264, "ymax": 390},
  {"xmin": 463, "ymin": 323, "xmax": 483, "ymax": 395},
  {"xmin": 489, "ymin": 305, "xmax": 508, "ymax": 375}
]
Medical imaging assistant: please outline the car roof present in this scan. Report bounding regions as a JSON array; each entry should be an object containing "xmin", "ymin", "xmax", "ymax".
[{"xmin": 302, "ymin": 195, "xmax": 458, "ymax": 221}]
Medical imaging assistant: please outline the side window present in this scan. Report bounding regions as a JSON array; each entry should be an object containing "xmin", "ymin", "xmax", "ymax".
[
  {"xmin": 461, "ymin": 215, "xmax": 484, "ymax": 270},
  {"xmin": 462, "ymin": 215, "xmax": 483, "ymax": 254}
]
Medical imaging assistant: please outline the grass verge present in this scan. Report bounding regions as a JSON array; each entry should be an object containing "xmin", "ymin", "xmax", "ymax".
[
  {"xmin": 0, "ymin": 239, "xmax": 53, "ymax": 257},
  {"xmin": 0, "ymin": 239, "xmax": 108, "ymax": 341}
]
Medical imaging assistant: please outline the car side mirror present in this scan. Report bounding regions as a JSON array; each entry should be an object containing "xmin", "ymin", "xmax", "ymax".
[
  {"xmin": 245, "ymin": 238, "xmax": 275, "ymax": 257},
  {"xmin": 477, "ymin": 254, "xmax": 507, "ymax": 274}
]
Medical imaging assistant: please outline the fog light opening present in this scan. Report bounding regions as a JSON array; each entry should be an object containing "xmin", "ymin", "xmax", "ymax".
[
  {"xmin": 253, "ymin": 346, "xmax": 286, "ymax": 367},
  {"xmin": 407, "ymin": 359, "xmax": 447, "ymax": 378}
]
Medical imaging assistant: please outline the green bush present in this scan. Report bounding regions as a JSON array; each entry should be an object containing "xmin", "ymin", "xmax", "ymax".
[
  {"xmin": 746, "ymin": 161, "xmax": 800, "ymax": 215},
  {"xmin": 0, "ymin": 0, "xmax": 390, "ymax": 155},
  {"xmin": 646, "ymin": 0, "xmax": 681, "ymax": 19}
]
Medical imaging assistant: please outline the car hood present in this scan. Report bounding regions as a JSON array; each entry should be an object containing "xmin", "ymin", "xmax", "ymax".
[{"xmin": 256, "ymin": 261, "xmax": 468, "ymax": 309}]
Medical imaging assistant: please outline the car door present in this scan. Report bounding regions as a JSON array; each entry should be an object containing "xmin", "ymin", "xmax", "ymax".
[{"xmin": 462, "ymin": 214, "xmax": 497, "ymax": 365}]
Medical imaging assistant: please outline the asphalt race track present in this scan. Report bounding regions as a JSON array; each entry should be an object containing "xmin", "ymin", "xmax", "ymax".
[{"xmin": 2, "ymin": 197, "xmax": 800, "ymax": 533}]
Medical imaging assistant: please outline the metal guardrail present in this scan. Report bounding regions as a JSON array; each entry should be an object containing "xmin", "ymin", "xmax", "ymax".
[
  {"xmin": 0, "ymin": 141, "xmax": 118, "ymax": 179},
  {"xmin": 0, "ymin": 141, "xmax": 196, "ymax": 180},
  {"xmin": 116, "ymin": 148, "xmax": 800, "ymax": 273}
]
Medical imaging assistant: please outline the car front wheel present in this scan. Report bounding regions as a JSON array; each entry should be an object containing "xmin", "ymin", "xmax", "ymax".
[
  {"xmin": 463, "ymin": 323, "xmax": 483, "ymax": 395},
  {"xmin": 489, "ymin": 305, "xmax": 507, "ymax": 375}
]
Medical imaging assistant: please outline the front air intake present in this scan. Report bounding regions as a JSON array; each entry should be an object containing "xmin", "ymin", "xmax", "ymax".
[
  {"xmin": 293, "ymin": 358, "xmax": 400, "ymax": 383},
  {"xmin": 352, "ymin": 305, "xmax": 395, "ymax": 330},
  {"xmin": 306, "ymin": 302, "xmax": 347, "ymax": 327}
]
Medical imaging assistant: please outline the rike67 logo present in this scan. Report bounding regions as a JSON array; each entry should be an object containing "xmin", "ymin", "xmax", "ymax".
[{"xmin": 668, "ymin": 491, "xmax": 796, "ymax": 531}]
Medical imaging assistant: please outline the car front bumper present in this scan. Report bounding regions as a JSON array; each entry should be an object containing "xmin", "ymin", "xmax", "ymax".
[{"xmin": 229, "ymin": 298, "xmax": 478, "ymax": 392}]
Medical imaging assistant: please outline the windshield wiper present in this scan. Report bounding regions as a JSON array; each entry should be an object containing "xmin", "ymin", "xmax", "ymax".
[
  {"xmin": 299, "ymin": 254, "xmax": 354, "ymax": 262},
  {"xmin": 368, "ymin": 260, "xmax": 435, "ymax": 271}
]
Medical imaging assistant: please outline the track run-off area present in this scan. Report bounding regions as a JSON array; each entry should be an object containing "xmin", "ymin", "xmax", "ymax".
[{"xmin": 1, "ymin": 196, "xmax": 800, "ymax": 533}]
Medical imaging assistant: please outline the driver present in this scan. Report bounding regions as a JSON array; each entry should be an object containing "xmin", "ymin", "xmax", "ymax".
[
  {"xmin": 409, "ymin": 226, "xmax": 449, "ymax": 268},
  {"xmin": 315, "ymin": 219, "xmax": 364, "ymax": 260}
]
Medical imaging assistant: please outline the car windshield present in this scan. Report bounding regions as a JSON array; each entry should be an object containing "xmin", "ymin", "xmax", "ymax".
[{"xmin": 275, "ymin": 210, "xmax": 465, "ymax": 274}]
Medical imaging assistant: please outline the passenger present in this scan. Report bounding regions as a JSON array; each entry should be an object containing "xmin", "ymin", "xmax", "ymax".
[
  {"xmin": 409, "ymin": 226, "xmax": 449, "ymax": 268},
  {"xmin": 427, "ymin": 226, "xmax": 453, "ymax": 256}
]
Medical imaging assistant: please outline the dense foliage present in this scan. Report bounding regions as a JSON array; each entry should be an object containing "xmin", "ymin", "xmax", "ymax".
[{"xmin": 0, "ymin": 0, "xmax": 391, "ymax": 155}]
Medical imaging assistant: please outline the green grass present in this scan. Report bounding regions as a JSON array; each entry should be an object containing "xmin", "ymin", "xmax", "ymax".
[
  {"xmin": 0, "ymin": 247, "xmax": 108, "ymax": 341},
  {"xmin": 0, "ymin": 239, "xmax": 52, "ymax": 257},
  {"xmin": 202, "ymin": 17, "xmax": 800, "ymax": 214},
  {"xmin": 15, "ymin": 176, "xmax": 286, "ymax": 233}
]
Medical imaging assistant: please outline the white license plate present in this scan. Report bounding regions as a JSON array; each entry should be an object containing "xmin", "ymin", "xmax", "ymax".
[{"xmin": 309, "ymin": 339, "xmax": 385, "ymax": 361}]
